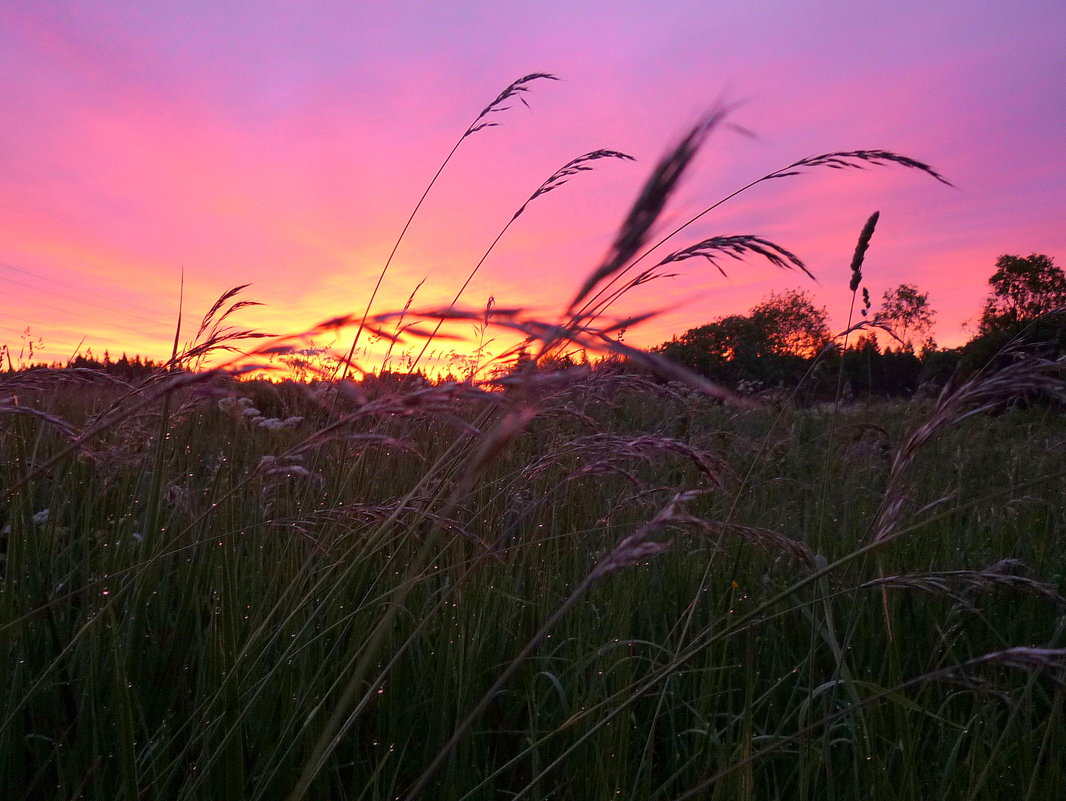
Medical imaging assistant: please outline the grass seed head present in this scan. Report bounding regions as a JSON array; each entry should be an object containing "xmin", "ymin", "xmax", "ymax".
[{"xmin": 849, "ymin": 211, "xmax": 880, "ymax": 292}]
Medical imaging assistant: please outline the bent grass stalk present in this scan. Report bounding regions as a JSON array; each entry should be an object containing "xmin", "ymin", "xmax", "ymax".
[
  {"xmin": 338, "ymin": 73, "xmax": 558, "ymax": 384},
  {"xmin": 407, "ymin": 149, "xmax": 635, "ymax": 376},
  {"xmin": 8, "ymin": 78, "xmax": 1064, "ymax": 801},
  {"xmin": 573, "ymin": 152, "xmax": 950, "ymax": 326},
  {"xmin": 675, "ymin": 646, "xmax": 1065, "ymax": 801},
  {"xmin": 280, "ymin": 404, "xmax": 505, "ymax": 801},
  {"xmin": 403, "ymin": 491, "xmax": 705, "ymax": 800},
  {"xmin": 4, "ymin": 392, "xmax": 1061, "ymax": 797},
  {"xmin": 445, "ymin": 361, "xmax": 1064, "ymax": 799},
  {"xmin": 456, "ymin": 493, "xmax": 1062, "ymax": 801}
]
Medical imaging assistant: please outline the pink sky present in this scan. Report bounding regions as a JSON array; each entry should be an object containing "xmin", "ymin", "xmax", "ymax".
[{"xmin": 1, "ymin": 1, "xmax": 1064, "ymax": 370}]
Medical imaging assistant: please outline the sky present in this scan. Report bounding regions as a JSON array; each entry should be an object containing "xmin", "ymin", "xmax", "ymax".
[{"xmin": 1, "ymin": 0, "xmax": 1064, "ymax": 372}]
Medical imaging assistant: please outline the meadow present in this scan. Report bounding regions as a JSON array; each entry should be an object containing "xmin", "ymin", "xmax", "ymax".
[
  {"xmin": 3, "ymin": 79, "xmax": 1065, "ymax": 800},
  {"xmin": 2, "ymin": 351, "xmax": 1064, "ymax": 800}
]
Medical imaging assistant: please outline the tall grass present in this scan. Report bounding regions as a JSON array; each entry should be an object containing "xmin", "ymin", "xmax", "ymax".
[{"xmin": 2, "ymin": 78, "xmax": 1064, "ymax": 801}]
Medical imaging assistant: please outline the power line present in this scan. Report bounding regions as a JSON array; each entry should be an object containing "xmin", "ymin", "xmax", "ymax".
[
  {"xmin": 0, "ymin": 273, "xmax": 167, "ymax": 329},
  {"xmin": 0, "ymin": 290, "xmax": 175, "ymax": 341},
  {"xmin": 0, "ymin": 262, "xmax": 172, "ymax": 321}
]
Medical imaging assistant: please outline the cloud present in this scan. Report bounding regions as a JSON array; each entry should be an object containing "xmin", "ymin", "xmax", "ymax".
[{"xmin": 0, "ymin": 1, "xmax": 1062, "ymax": 363}]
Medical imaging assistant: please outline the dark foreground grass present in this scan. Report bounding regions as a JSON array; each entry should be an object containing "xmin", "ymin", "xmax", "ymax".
[
  {"xmin": 2, "ymin": 368, "xmax": 1064, "ymax": 801},
  {"xmin": 3, "ymin": 73, "xmax": 1063, "ymax": 801}
]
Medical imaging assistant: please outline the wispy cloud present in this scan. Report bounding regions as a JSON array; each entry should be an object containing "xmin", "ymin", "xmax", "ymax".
[{"xmin": 1, "ymin": 1, "xmax": 1062, "ymax": 360}]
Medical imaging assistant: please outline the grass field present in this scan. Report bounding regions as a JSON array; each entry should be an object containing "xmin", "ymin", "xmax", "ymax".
[
  {"xmin": 2, "ymin": 359, "xmax": 1064, "ymax": 800},
  {"xmin": 3, "ymin": 84, "xmax": 1064, "ymax": 801}
]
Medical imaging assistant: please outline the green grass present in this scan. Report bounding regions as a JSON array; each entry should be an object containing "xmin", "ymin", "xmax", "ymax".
[
  {"xmin": 2, "ymin": 369, "xmax": 1064, "ymax": 801},
  {"xmin": 1, "ymin": 79, "xmax": 1060, "ymax": 801}
]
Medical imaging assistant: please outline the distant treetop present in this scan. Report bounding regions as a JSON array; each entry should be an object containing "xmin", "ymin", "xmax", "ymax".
[{"xmin": 979, "ymin": 253, "xmax": 1066, "ymax": 335}]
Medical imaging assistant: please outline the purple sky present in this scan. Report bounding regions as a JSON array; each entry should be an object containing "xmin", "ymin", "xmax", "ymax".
[{"xmin": 1, "ymin": 0, "xmax": 1063, "ymax": 368}]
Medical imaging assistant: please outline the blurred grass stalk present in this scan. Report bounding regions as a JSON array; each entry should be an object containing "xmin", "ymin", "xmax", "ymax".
[{"xmin": 2, "ymin": 75, "xmax": 1064, "ymax": 801}]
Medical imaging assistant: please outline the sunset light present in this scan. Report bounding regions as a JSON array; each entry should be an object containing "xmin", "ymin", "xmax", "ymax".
[
  {"xmin": 1, "ymin": 1, "xmax": 1063, "ymax": 368},
  {"xmin": 4, "ymin": 5, "xmax": 1066, "ymax": 798}
]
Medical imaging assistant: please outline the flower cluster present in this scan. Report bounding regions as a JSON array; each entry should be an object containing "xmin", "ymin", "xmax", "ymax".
[{"xmin": 218, "ymin": 396, "xmax": 303, "ymax": 431}]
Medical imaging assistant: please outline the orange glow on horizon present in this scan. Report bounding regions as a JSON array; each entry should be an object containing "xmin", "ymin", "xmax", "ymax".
[{"xmin": 2, "ymin": 2, "xmax": 1062, "ymax": 369}]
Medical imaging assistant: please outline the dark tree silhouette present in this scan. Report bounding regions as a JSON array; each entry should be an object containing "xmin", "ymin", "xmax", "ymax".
[
  {"xmin": 960, "ymin": 253, "xmax": 1066, "ymax": 375},
  {"xmin": 658, "ymin": 289, "xmax": 829, "ymax": 388},
  {"xmin": 876, "ymin": 283, "xmax": 936, "ymax": 351},
  {"xmin": 978, "ymin": 254, "xmax": 1066, "ymax": 334}
]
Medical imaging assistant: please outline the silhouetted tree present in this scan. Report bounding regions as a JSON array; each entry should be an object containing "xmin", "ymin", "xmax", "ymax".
[
  {"xmin": 750, "ymin": 291, "xmax": 831, "ymax": 357},
  {"xmin": 876, "ymin": 283, "xmax": 935, "ymax": 351},
  {"xmin": 920, "ymin": 347, "xmax": 963, "ymax": 387},
  {"xmin": 978, "ymin": 254, "xmax": 1066, "ymax": 335},
  {"xmin": 962, "ymin": 253, "xmax": 1066, "ymax": 373},
  {"xmin": 658, "ymin": 289, "xmax": 829, "ymax": 388}
]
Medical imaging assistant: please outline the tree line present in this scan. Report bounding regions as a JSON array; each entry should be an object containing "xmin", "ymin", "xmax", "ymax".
[
  {"xmin": 7, "ymin": 254, "xmax": 1062, "ymax": 397},
  {"xmin": 2, "ymin": 348, "xmax": 163, "ymax": 379},
  {"xmin": 655, "ymin": 253, "xmax": 1066, "ymax": 399}
]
